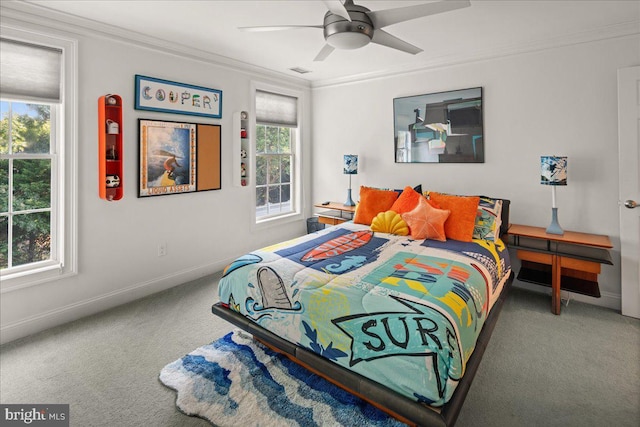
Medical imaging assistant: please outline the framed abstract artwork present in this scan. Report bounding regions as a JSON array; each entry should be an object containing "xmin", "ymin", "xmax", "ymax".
[{"xmin": 393, "ymin": 87, "xmax": 484, "ymax": 163}]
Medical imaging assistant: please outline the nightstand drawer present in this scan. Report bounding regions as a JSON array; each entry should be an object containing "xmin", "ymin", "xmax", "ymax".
[
  {"xmin": 318, "ymin": 216, "xmax": 345, "ymax": 226},
  {"xmin": 314, "ymin": 202, "xmax": 355, "ymax": 227},
  {"xmin": 517, "ymin": 250, "xmax": 552, "ymax": 265},
  {"xmin": 560, "ymin": 257, "xmax": 601, "ymax": 274}
]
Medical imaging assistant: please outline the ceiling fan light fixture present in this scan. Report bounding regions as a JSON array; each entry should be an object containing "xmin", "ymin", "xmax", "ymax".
[
  {"xmin": 326, "ymin": 31, "xmax": 370, "ymax": 49},
  {"xmin": 240, "ymin": 0, "xmax": 472, "ymax": 60}
]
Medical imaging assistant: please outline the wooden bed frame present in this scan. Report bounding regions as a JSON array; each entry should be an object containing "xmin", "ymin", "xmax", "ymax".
[{"xmin": 211, "ymin": 271, "xmax": 513, "ymax": 427}]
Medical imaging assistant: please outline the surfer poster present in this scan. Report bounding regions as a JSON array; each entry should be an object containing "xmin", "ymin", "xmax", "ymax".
[{"xmin": 139, "ymin": 119, "xmax": 197, "ymax": 197}]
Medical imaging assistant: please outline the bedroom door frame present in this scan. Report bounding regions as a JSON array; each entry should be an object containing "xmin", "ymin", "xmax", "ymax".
[{"xmin": 618, "ymin": 66, "xmax": 640, "ymax": 319}]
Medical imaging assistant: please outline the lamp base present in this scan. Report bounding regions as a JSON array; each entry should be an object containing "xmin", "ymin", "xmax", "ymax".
[
  {"xmin": 546, "ymin": 207, "xmax": 564, "ymax": 235},
  {"xmin": 344, "ymin": 188, "xmax": 355, "ymax": 207}
]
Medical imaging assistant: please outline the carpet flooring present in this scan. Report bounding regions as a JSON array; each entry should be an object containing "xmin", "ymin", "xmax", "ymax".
[{"xmin": 1, "ymin": 273, "xmax": 639, "ymax": 426}]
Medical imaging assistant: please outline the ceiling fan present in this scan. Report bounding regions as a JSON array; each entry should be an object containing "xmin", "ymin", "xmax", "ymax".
[{"xmin": 239, "ymin": 0, "xmax": 471, "ymax": 61}]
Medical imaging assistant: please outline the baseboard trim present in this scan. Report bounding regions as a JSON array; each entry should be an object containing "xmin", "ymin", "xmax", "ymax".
[
  {"xmin": 0, "ymin": 257, "xmax": 234, "ymax": 345},
  {"xmin": 513, "ymin": 280, "xmax": 621, "ymax": 311},
  {"xmin": 571, "ymin": 289, "xmax": 621, "ymax": 311}
]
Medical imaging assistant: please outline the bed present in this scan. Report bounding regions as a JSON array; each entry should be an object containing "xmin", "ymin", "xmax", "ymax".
[{"xmin": 212, "ymin": 188, "xmax": 513, "ymax": 426}]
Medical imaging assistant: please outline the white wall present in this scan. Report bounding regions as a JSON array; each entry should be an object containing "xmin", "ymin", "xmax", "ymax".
[
  {"xmin": 0, "ymin": 11, "xmax": 312, "ymax": 344},
  {"xmin": 2, "ymin": 5, "xmax": 637, "ymax": 344},
  {"xmin": 311, "ymin": 35, "xmax": 640, "ymax": 310}
]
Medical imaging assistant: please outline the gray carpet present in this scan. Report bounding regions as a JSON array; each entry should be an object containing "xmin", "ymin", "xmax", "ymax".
[{"xmin": 1, "ymin": 274, "xmax": 638, "ymax": 427}]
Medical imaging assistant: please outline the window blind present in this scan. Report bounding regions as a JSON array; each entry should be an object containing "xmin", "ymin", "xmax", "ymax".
[
  {"xmin": 256, "ymin": 90, "xmax": 298, "ymax": 127},
  {"xmin": 0, "ymin": 38, "xmax": 62, "ymax": 103}
]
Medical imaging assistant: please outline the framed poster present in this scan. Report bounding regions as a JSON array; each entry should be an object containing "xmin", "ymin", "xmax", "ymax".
[
  {"xmin": 139, "ymin": 119, "xmax": 197, "ymax": 197},
  {"xmin": 135, "ymin": 75, "xmax": 222, "ymax": 119},
  {"xmin": 393, "ymin": 87, "xmax": 484, "ymax": 163},
  {"xmin": 138, "ymin": 119, "xmax": 221, "ymax": 197}
]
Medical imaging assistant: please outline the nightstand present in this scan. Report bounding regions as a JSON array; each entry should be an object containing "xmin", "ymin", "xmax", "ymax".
[
  {"xmin": 508, "ymin": 224, "xmax": 613, "ymax": 315},
  {"xmin": 314, "ymin": 202, "xmax": 356, "ymax": 226}
]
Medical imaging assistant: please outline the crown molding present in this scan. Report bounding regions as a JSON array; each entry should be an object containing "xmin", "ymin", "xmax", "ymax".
[
  {"xmin": 311, "ymin": 19, "xmax": 640, "ymax": 89},
  {"xmin": 1, "ymin": 1, "xmax": 312, "ymax": 90},
  {"xmin": 3, "ymin": 1, "xmax": 638, "ymax": 91}
]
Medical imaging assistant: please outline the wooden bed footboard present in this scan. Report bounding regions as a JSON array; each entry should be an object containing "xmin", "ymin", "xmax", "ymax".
[{"xmin": 211, "ymin": 272, "xmax": 513, "ymax": 427}]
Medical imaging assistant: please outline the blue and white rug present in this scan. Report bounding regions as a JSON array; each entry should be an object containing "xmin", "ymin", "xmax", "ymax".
[{"xmin": 159, "ymin": 330, "xmax": 405, "ymax": 426}]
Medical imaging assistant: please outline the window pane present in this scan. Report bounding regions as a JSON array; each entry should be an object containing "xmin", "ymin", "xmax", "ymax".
[
  {"xmin": 279, "ymin": 128, "xmax": 291, "ymax": 153},
  {"xmin": 11, "ymin": 103, "xmax": 51, "ymax": 154},
  {"xmin": 0, "ymin": 216, "xmax": 7, "ymax": 269},
  {"xmin": 255, "ymin": 125, "xmax": 266, "ymax": 154},
  {"xmin": 266, "ymin": 126, "xmax": 279, "ymax": 153},
  {"xmin": 281, "ymin": 184, "xmax": 290, "ymax": 203},
  {"xmin": 268, "ymin": 185, "xmax": 280, "ymax": 204},
  {"xmin": 12, "ymin": 212, "xmax": 50, "ymax": 267},
  {"xmin": 256, "ymin": 186, "xmax": 266, "ymax": 208},
  {"xmin": 268, "ymin": 157, "xmax": 280, "ymax": 184},
  {"xmin": 256, "ymin": 156, "xmax": 267, "ymax": 185},
  {"xmin": 0, "ymin": 101, "xmax": 8, "ymax": 154},
  {"xmin": 0, "ymin": 159, "xmax": 8, "ymax": 212},
  {"xmin": 281, "ymin": 156, "xmax": 291, "ymax": 184},
  {"xmin": 13, "ymin": 159, "xmax": 51, "ymax": 211}
]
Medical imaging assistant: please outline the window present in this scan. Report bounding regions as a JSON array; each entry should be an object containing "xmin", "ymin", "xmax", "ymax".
[
  {"xmin": 255, "ymin": 125, "xmax": 294, "ymax": 218},
  {"xmin": 0, "ymin": 101, "xmax": 55, "ymax": 271},
  {"xmin": 255, "ymin": 89, "xmax": 298, "ymax": 221},
  {"xmin": 0, "ymin": 30, "xmax": 77, "ymax": 289}
]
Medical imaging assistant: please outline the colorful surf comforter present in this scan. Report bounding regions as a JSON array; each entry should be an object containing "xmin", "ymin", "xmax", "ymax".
[{"xmin": 217, "ymin": 222, "xmax": 511, "ymax": 407}]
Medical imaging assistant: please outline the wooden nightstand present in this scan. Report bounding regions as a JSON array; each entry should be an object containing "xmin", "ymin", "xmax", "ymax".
[
  {"xmin": 508, "ymin": 224, "xmax": 613, "ymax": 315},
  {"xmin": 314, "ymin": 202, "xmax": 356, "ymax": 226}
]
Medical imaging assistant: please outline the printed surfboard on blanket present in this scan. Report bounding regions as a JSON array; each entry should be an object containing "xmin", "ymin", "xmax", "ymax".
[{"xmin": 301, "ymin": 230, "xmax": 373, "ymax": 262}]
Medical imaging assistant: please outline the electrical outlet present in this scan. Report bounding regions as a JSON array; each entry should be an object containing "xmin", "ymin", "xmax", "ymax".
[{"xmin": 158, "ymin": 243, "xmax": 167, "ymax": 257}]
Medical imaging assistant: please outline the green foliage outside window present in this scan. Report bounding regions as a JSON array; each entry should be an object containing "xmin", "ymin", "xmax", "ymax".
[
  {"xmin": 0, "ymin": 102, "xmax": 52, "ymax": 269},
  {"xmin": 255, "ymin": 124, "xmax": 293, "ymax": 217}
]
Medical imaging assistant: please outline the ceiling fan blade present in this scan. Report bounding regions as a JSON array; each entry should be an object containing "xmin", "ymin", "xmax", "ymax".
[
  {"xmin": 323, "ymin": 0, "xmax": 352, "ymax": 21},
  {"xmin": 239, "ymin": 25, "xmax": 323, "ymax": 32},
  {"xmin": 313, "ymin": 44, "xmax": 335, "ymax": 61},
  {"xmin": 367, "ymin": 0, "xmax": 471, "ymax": 29},
  {"xmin": 371, "ymin": 29, "xmax": 423, "ymax": 55}
]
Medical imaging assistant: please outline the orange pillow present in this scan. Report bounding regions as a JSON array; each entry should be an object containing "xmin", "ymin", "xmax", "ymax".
[
  {"xmin": 390, "ymin": 186, "xmax": 423, "ymax": 214},
  {"xmin": 353, "ymin": 186, "xmax": 399, "ymax": 225},
  {"xmin": 401, "ymin": 197, "xmax": 450, "ymax": 241},
  {"xmin": 428, "ymin": 192, "xmax": 480, "ymax": 242},
  {"xmin": 427, "ymin": 199, "xmax": 441, "ymax": 209},
  {"xmin": 421, "ymin": 191, "xmax": 442, "ymax": 209}
]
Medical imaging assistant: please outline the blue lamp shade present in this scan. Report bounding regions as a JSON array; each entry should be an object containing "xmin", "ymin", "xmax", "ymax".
[
  {"xmin": 540, "ymin": 156, "xmax": 567, "ymax": 185},
  {"xmin": 541, "ymin": 156, "xmax": 567, "ymax": 235},
  {"xmin": 343, "ymin": 155, "xmax": 358, "ymax": 206},
  {"xmin": 343, "ymin": 155, "xmax": 358, "ymax": 175}
]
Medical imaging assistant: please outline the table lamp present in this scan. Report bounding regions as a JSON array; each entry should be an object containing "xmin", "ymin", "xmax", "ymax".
[
  {"xmin": 540, "ymin": 156, "xmax": 567, "ymax": 235},
  {"xmin": 343, "ymin": 154, "xmax": 358, "ymax": 206}
]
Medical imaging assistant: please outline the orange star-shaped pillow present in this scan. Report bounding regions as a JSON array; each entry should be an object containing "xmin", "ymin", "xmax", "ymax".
[{"xmin": 401, "ymin": 196, "xmax": 450, "ymax": 241}]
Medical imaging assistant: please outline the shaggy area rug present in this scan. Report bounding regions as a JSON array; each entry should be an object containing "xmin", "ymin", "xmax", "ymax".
[{"xmin": 159, "ymin": 330, "xmax": 405, "ymax": 426}]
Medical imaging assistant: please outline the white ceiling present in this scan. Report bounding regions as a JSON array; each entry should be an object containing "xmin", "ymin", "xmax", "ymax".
[{"xmin": 21, "ymin": 0, "xmax": 640, "ymax": 85}]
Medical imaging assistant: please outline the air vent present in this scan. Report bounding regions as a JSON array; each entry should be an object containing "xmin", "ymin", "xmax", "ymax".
[{"xmin": 289, "ymin": 67, "xmax": 311, "ymax": 74}]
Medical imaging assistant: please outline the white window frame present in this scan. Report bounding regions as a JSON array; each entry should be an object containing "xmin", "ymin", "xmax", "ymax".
[
  {"xmin": 1, "ymin": 101, "xmax": 59, "ymax": 273},
  {"xmin": 0, "ymin": 24, "xmax": 77, "ymax": 292},
  {"xmin": 255, "ymin": 124, "xmax": 296, "ymax": 220},
  {"xmin": 251, "ymin": 82, "xmax": 303, "ymax": 229}
]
